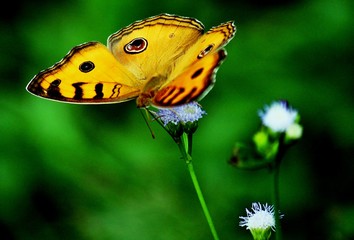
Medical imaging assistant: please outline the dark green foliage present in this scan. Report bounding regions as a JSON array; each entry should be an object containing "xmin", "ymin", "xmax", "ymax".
[{"xmin": 1, "ymin": 0, "xmax": 353, "ymax": 239}]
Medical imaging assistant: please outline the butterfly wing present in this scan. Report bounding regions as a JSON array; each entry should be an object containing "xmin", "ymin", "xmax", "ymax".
[
  {"xmin": 189, "ymin": 20, "xmax": 235, "ymax": 57},
  {"xmin": 151, "ymin": 49, "xmax": 226, "ymax": 106},
  {"xmin": 168, "ymin": 21, "xmax": 236, "ymax": 81},
  {"xmin": 149, "ymin": 21, "xmax": 236, "ymax": 107},
  {"xmin": 27, "ymin": 42, "xmax": 141, "ymax": 104},
  {"xmin": 108, "ymin": 14, "xmax": 205, "ymax": 81}
]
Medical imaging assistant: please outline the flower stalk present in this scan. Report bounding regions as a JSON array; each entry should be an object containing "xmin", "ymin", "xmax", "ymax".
[
  {"xmin": 271, "ymin": 133, "xmax": 286, "ymax": 240},
  {"xmin": 178, "ymin": 132, "xmax": 220, "ymax": 240},
  {"xmin": 152, "ymin": 102, "xmax": 219, "ymax": 240},
  {"xmin": 272, "ymin": 161, "xmax": 282, "ymax": 240}
]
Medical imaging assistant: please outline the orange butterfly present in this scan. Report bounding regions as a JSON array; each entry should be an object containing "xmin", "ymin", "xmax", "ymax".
[{"xmin": 26, "ymin": 14, "xmax": 236, "ymax": 108}]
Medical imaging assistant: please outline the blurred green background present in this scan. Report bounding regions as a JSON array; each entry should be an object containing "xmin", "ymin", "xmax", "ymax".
[{"xmin": 1, "ymin": 0, "xmax": 353, "ymax": 239}]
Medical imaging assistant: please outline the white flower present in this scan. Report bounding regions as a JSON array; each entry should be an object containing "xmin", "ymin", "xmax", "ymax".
[
  {"xmin": 258, "ymin": 101, "xmax": 298, "ymax": 132},
  {"xmin": 239, "ymin": 202, "xmax": 276, "ymax": 231},
  {"xmin": 157, "ymin": 102, "xmax": 206, "ymax": 126},
  {"xmin": 157, "ymin": 108, "xmax": 180, "ymax": 126}
]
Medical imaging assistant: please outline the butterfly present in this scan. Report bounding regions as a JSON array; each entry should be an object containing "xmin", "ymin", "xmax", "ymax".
[{"xmin": 26, "ymin": 13, "xmax": 236, "ymax": 108}]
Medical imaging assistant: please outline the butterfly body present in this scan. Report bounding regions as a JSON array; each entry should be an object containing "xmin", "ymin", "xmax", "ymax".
[{"xmin": 27, "ymin": 14, "xmax": 236, "ymax": 108}]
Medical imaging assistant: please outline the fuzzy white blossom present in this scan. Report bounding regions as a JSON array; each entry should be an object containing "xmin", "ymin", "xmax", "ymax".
[
  {"xmin": 157, "ymin": 102, "xmax": 206, "ymax": 126},
  {"xmin": 258, "ymin": 101, "xmax": 298, "ymax": 132},
  {"xmin": 239, "ymin": 203, "xmax": 283, "ymax": 240},
  {"xmin": 239, "ymin": 202, "xmax": 276, "ymax": 231}
]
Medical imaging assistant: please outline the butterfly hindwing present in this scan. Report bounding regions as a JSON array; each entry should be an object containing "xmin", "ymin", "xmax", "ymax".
[
  {"xmin": 152, "ymin": 49, "xmax": 226, "ymax": 106},
  {"xmin": 27, "ymin": 42, "xmax": 141, "ymax": 104}
]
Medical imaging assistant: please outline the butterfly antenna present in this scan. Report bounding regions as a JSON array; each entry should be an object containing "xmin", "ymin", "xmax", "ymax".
[{"xmin": 139, "ymin": 108, "xmax": 156, "ymax": 139}]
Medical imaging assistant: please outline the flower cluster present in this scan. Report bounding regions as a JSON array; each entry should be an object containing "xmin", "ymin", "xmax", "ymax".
[
  {"xmin": 258, "ymin": 101, "xmax": 302, "ymax": 140},
  {"xmin": 157, "ymin": 102, "xmax": 206, "ymax": 126},
  {"xmin": 153, "ymin": 102, "xmax": 206, "ymax": 139},
  {"xmin": 231, "ymin": 100, "xmax": 303, "ymax": 169}
]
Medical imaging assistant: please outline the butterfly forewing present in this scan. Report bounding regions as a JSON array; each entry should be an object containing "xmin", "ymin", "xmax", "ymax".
[
  {"xmin": 108, "ymin": 14, "xmax": 205, "ymax": 80},
  {"xmin": 27, "ymin": 42, "xmax": 141, "ymax": 104}
]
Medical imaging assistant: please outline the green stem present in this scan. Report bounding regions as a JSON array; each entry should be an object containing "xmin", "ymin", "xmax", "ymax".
[
  {"xmin": 272, "ymin": 134, "xmax": 285, "ymax": 240},
  {"xmin": 272, "ymin": 161, "xmax": 282, "ymax": 240},
  {"xmin": 178, "ymin": 133, "xmax": 220, "ymax": 240},
  {"xmin": 187, "ymin": 132, "xmax": 193, "ymax": 156}
]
